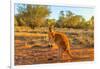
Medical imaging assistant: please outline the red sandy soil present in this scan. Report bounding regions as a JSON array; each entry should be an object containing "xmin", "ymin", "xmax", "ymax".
[
  {"xmin": 15, "ymin": 45, "xmax": 94, "ymax": 65},
  {"xmin": 15, "ymin": 33, "xmax": 94, "ymax": 65}
]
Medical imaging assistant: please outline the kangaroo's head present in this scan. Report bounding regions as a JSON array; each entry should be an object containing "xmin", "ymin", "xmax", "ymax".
[
  {"xmin": 49, "ymin": 25, "xmax": 55, "ymax": 32},
  {"xmin": 48, "ymin": 25, "xmax": 56, "ymax": 43}
]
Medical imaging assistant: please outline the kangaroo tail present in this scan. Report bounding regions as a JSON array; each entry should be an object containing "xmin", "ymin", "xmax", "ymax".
[{"xmin": 65, "ymin": 50, "xmax": 90, "ymax": 59}]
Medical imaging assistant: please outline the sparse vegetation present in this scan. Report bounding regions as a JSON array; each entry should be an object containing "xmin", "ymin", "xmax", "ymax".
[{"xmin": 15, "ymin": 4, "xmax": 94, "ymax": 29}]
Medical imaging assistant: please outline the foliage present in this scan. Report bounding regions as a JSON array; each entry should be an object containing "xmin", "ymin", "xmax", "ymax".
[
  {"xmin": 15, "ymin": 4, "xmax": 94, "ymax": 29},
  {"xmin": 15, "ymin": 4, "xmax": 50, "ymax": 28}
]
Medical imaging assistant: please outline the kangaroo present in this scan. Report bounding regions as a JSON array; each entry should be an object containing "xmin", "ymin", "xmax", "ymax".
[
  {"xmin": 48, "ymin": 26, "xmax": 74, "ymax": 61},
  {"xmin": 48, "ymin": 26, "xmax": 88, "ymax": 61}
]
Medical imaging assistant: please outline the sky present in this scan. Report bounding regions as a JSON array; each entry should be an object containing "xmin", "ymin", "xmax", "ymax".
[
  {"xmin": 48, "ymin": 5, "xmax": 94, "ymax": 20},
  {"xmin": 15, "ymin": 3, "xmax": 94, "ymax": 21}
]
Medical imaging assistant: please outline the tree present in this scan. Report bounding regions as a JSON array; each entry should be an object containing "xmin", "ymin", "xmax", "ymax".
[
  {"xmin": 57, "ymin": 11, "xmax": 65, "ymax": 28},
  {"xmin": 86, "ymin": 16, "xmax": 94, "ymax": 29},
  {"xmin": 15, "ymin": 4, "xmax": 51, "ymax": 28},
  {"xmin": 27, "ymin": 5, "xmax": 50, "ymax": 27},
  {"xmin": 46, "ymin": 19, "xmax": 56, "ymax": 27},
  {"xmin": 66, "ymin": 11, "xmax": 74, "ymax": 18},
  {"xmin": 57, "ymin": 11, "xmax": 75, "ymax": 28}
]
